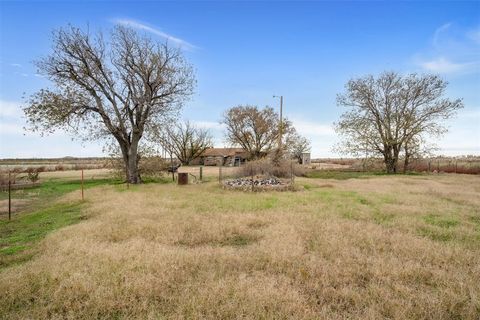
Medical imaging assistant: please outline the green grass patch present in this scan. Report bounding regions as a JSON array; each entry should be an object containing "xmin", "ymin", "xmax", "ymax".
[
  {"xmin": 305, "ymin": 170, "xmax": 387, "ymax": 180},
  {"xmin": 303, "ymin": 184, "xmax": 313, "ymax": 190},
  {"xmin": 372, "ymin": 211, "xmax": 395, "ymax": 225},
  {"xmin": 219, "ymin": 233, "xmax": 259, "ymax": 247},
  {"xmin": 0, "ymin": 178, "xmax": 117, "ymax": 203},
  {"xmin": 0, "ymin": 201, "xmax": 85, "ymax": 269},
  {"xmin": 423, "ymin": 214, "xmax": 459, "ymax": 229},
  {"xmin": 417, "ymin": 226, "xmax": 455, "ymax": 242}
]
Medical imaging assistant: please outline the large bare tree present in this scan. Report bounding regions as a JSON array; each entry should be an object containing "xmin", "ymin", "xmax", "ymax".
[
  {"xmin": 221, "ymin": 105, "xmax": 293, "ymax": 159},
  {"xmin": 23, "ymin": 25, "xmax": 195, "ymax": 183},
  {"xmin": 163, "ymin": 121, "xmax": 213, "ymax": 165},
  {"xmin": 335, "ymin": 72, "xmax": 463, "ymax": 173}
]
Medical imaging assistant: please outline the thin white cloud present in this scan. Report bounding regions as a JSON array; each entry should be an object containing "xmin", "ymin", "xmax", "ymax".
[
  {"xmin": 10, "ymin": 63, "xmax": 22, "ymax": 68},
  {"xmin": 14, "ymin": 71, "xmax": 29, "ymax": 77},
  {"xmin": 112, "ymin": 18, "xmax": 197, "ymax": 51},
  {"xmin": 419, "ymin": 57, "xmax": 478, "ymax": 74},
  {"xmin": 433, "ymin": 23, "xmax": 452, "ymax": 48},
  {"xmin": 191, "ymin": 120, "xmax": 225, "ymax": 131},
  {"xmin": 415, "ymin": 23, "xmax": 480, "ymax": 75}
]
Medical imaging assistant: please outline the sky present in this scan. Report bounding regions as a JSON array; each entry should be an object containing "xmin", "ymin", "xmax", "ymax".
[{"xmin": 0, "ymin": 0, "xmax": 479, "ymax": 158}]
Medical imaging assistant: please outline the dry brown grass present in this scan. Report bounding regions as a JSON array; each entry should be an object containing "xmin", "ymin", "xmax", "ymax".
[
  {"xmin": 0, "ymin": 174, "xmax": 479, "ymax": 319},
  {"xmin": 38, "ymin": 169, "xmax": 113, "ymax": 181}
]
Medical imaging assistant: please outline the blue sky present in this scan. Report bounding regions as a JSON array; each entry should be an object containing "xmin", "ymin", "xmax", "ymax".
[{"xmin": 0, "ymin": 0, "xmax": 479, "ymax": 158}]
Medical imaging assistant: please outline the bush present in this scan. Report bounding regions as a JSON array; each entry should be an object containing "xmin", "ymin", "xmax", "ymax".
[
  {"xmin": 25, "ymin": 167, "xmax": 41, "ymax": 183},
  {"xmin": 108, "ymin": 156, "xmax": 168, "ymax": 181},
  {"xmin": 139, "ymin": 156, "xmax": 167, "ymax": 177}
]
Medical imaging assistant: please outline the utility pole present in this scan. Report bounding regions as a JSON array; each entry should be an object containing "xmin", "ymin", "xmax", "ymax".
[{"xmin": 273, "ymin": 95, "xmax": 283, "ymax": 150}]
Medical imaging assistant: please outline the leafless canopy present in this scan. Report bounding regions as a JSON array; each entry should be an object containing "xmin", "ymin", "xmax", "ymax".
[
  {"xmin": 285, "ymin": 131, "xmax": 311, "ymax": 163},
  {"xmin": 23, "ymin": 25, "xmax": 195, "ymax": 183},
  {"xmin": 335, "ymin": 71, "xmax": 463, "ymax": 173},
  {"xmin": 161, "ymin": 121, "xmax": 213, "ymax": 165},
  {"xmin": 221, "ymin": 105, "xmax": 293, "ymax": 159}
]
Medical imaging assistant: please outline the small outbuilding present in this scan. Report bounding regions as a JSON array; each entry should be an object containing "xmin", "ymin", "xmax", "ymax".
[{"xmin": 301, "ymin": 152, "xmax": 311, "ymax": 165}]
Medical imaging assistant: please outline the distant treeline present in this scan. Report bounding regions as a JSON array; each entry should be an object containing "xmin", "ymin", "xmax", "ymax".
[{"xmin": 313, "ymin": 157, "xmax": 480, "ymax": 175}]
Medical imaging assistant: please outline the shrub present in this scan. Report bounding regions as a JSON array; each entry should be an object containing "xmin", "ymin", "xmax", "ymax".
[
  {"xmin": 108, "ymin": 156, "xmax": 167, "ymax": 181},
  {"xmin": 139, "ymin": 156, "xmax": 167, "ymax": 177}
]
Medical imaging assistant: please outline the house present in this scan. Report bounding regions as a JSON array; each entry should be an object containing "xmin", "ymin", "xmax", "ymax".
[{"xmin": 193, "ymin": 148, "xmax": 249, "ymax": 166}]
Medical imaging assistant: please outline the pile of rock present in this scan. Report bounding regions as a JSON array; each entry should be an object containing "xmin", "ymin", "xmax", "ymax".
[{"xmin": 223, "ymin": 176, "xmax": 291, "ymax": 191}]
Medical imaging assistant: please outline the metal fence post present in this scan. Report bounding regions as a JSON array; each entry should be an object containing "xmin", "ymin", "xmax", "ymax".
[
  {"xmin": 81, "ymin": 169, "xmax": 84, "ymax": 201},
  {"xmin": 8, "ymin": 172, "xmax": 11, "ymax": 221}
]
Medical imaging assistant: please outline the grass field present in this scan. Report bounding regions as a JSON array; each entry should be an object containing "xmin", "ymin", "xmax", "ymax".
[{"xmin": 0, "ymin": 170, "xmax": 479, "ymax": 319}]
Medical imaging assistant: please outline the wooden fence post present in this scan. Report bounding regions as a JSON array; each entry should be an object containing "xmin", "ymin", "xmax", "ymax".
[{"xmin": 199, "ymin": 166, "xmax": 203, "ymax": 181}]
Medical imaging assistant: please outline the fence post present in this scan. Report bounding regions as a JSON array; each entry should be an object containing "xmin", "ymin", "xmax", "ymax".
[
  {"xmin": 251, "ymin": 165, "xmax": 254, "ymax": 192},
  {"xmin": 455, "ymin": 160, "xmax": 458, "ymax": 174},
  {"xmin": 428, "ymin": 161, "xmax": 431, "ymax": 173},
  {"xmin": 8, "ymin": 172, "xmax": 11, "ymax": 221},
  {"xmin": 199, "ymin": 166, "xmax": 203, "ymax": 181},
  {"xmin": 81, "ymin": 169, "xmax": 84, "ymax": 201},
  {"xmin": 437, "ymin": 160, "xmax": 440, "ymax": 172},
  {"xmin": 219, "ymin": 165, "xmax": 222, "ymax": 184}
]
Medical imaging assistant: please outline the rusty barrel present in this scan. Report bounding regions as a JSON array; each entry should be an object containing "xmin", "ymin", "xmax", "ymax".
[{"xmin": 178, "ymin": 172, "xmax": 188, "ymax": 185}]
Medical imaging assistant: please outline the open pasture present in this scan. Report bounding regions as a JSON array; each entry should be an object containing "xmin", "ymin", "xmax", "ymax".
[{"xmin": 0, "ymin": 172, "xmax": 479, "ymax": 319}]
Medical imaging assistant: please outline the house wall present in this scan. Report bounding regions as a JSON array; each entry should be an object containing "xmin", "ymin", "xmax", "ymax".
[{"xmin": 301, "ymin": 153, "xmax": 311, "ymax": 165}]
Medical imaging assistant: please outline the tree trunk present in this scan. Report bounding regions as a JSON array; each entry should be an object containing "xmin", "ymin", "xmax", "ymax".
[
  {"xmin": 127, "ymin": 135, "xmax": 141, "ymax": 184},
  {"xmin": 117, "ymin": 135, "xmax": 142, "ymax": 184},
  {"xmin": 403, "ymin": 153, "xmax": 410, "ymax": 174},
  {"xmin": 383, "ymin": 148, "xmax": 398, "ymax": 174}
]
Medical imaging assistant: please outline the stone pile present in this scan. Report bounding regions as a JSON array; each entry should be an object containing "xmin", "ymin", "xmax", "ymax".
[{"xmin": 224, "ymin": 176, "xmax": 290, "ymax": 191}]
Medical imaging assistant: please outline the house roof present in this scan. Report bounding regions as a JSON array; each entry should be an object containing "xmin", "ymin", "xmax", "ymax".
[{"xmin": 202, "ymin": 148, "xmax": 247, "ymax": 157}]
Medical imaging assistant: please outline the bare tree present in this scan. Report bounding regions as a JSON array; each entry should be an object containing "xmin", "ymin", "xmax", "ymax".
[
  {"xmin": 402, "ymin": 134, "xmax": 437, "ymax": 173},
  {"xmin": 164, "ymin": 121, "xmax": 213, "ymax": 165},
  {"xmin": 335, "ymin": 72, "xmax": 463, "ymax": 173},
  {"xmin": 23, "ymin": 25, "xmax": 195, "ymax": 183},
  {"xmin": 285, "ymin": 131, "xmax": 311, "ymax": 163},
  {"xmin": 221, "ymin": 105, "xmax": 292, "ymax": 159}
]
